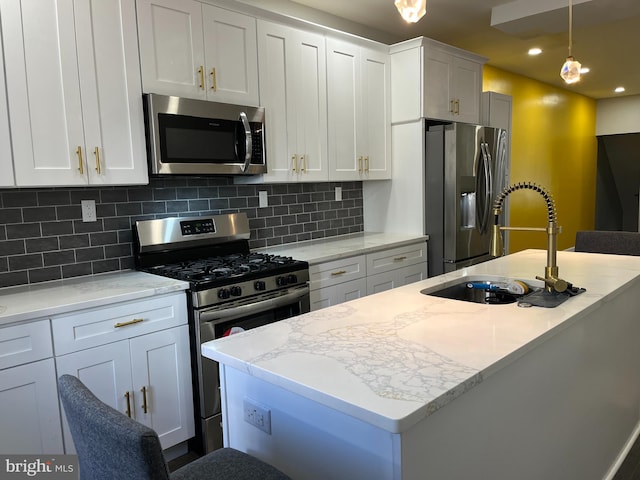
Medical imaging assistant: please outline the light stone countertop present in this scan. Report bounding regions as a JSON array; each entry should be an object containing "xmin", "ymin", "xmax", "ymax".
[
  {"xmin": 202, "ymin": 249, "xmax": 640, "ymax": 434},
  {"xmin": 254, "ymin": 232, "xmax": 429, "ymax": 265},
  {"xmin": 0, "ymin": 270, "xmax": 189, "ymax": 327}
]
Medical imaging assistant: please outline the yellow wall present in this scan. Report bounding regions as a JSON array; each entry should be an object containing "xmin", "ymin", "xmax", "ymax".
[{"xmin": 483, "ymin": 66, "xmax": 598, "ymax": 252}]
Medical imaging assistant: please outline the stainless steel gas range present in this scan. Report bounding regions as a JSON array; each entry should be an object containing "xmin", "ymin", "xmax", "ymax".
[{"xmin": 133, "ymin": 213, "xmax": 310, "ymax": 453}]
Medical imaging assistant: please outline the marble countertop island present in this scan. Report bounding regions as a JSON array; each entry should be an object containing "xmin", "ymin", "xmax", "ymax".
[
  {"xmin": 203, "ymin": 249, "xmax": 640, "ymax": 434},
  {"xmin": 0, "ymin": 271, "xmax": 189, "ymax": 326},
  {"xmin": 255, "ymin": 231, "xmax": 429, "ymax": 265}
]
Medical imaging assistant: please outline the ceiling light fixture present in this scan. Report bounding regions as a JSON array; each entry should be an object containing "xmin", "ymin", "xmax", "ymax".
[
  {"xmin": 394, "ymin": 0, "xmax": 426, "ymax": 23},
  {"xmin": 560, "ymin": 0, "xmax": 581, "ymax": 84},
  {"xmin": 615, "ymin": 87, "xmax": 625, "ymax": 93},
  {"xmin": 528, "ymin": 47, "xmax": 542, "ymax": 56}
]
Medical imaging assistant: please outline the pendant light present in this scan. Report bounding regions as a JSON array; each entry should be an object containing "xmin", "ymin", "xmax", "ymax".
[
  {"xmin": 394, "ymin": 0, "xmax": 426, "ymax": 23},
  {"xmin": 560, "ymin": 0, "xmax": 581, "ymax": 84}
]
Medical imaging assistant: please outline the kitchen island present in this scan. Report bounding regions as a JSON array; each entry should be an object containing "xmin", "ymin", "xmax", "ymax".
[{"xmin": 201, "ymin": 250, "xmax": 640, "ymax": 480}]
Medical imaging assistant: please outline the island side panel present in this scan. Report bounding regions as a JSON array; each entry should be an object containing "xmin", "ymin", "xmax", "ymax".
[
  {"xmin": 400, "ymin": 283, "xmax": 640, "ymax": 480},
  {"xmin": 219, "ymin": 365, "xmax": 401, "ymax": 480}
]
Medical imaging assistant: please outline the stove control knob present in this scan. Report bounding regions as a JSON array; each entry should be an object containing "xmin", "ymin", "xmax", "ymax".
[
  {"xmin": 230, "ymin": 286, "xmax": 242, "ymax": 297},
  {"xmin": 254, "ymin": 280, "xmax": 266, "ymax": 291},
  {"xmin": 287, "ymin": 274, "xmax": 298, "ymax": 284},
  {"xmin": 276, "ymin": 276, "xmax": 288, "ymax": 287},
  {"xmin": 217, "ymin": 288, "xmax": 230, "ymax": 299}
]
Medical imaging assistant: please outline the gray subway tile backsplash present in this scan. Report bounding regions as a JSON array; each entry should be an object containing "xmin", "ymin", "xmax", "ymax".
[{"xmin": 0, "ymin": 177, "xmax": 364, "ymax": 288}]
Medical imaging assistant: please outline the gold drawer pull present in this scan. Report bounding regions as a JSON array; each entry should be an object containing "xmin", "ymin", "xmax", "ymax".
[
  {"xmin": 124, "ymin": 391, "xmax": 132, "ymax": 418},
  {"xmin": 394, "ymin": 256, "xmax": 407, "ymax": 261},
  {"xmin": 330, "ymin": 270, "xmax": 347, "ymax": 276},
  {"xmin": 211, "ymin": 67, "xmax": 217, "ymax": 91},
  {"xmin": 141, "ymin": 386, "xmax": 148, "ymax": 414},
  {"xmin": 94, "ymin": 146, "xmax": 101, "ymax": 174},
  {"xmin": 198, "ymin": 66, "xmax": 205, "ymax": 90},
  {"xmin": 114, "ymin": 318, "xmax": 144, "ymax": 328},
  {"xmin": 76, "ymin": 146, "xmax": 84, "ymax": 174},
  {"xmin": 292, "ymin": 154, "xmax": 298, "ymax": 172}
]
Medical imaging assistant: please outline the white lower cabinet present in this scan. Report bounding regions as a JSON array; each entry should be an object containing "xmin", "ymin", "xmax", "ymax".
[
  {"xmin": 309, "ymin": 242, "xmax": 428, "ymax": 311},
  {"xmin": 53, "ymin": 292, "xmax": 194, "ymax": 453},
  {"xmin": 0, "ymin": 319, "xmax": 63, "ymax": 454}
]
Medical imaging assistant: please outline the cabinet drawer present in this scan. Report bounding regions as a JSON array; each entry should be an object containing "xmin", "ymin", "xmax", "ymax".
[
  {"xmin": 309, "ymin": 255, "xmax": 366, "ymax": 290},
  {"xmin": 52, "ymin": 293, "xmax": 187, "ymax": 356},
  {"xmin": 366, "ymin": 242, "xmax": 427, "ymax": 276},
  {"xmin": 0, "ymin": 319, "xmax": 53, "ymax": 370}
]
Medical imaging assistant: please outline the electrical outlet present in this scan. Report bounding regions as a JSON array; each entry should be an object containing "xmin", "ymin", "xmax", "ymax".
[
  {"xmin": 258, "ymin": 190, "xmax": 268, "ymax": 208},
  {"xmin": 243, "ymin": 398, "xmax": 271, "ymax": 434},
  {"xmin": 335, "ymin": 186, "xmax": 342, "ymax": 201},
  {"xmin": 81, "ymin": 200, "xmax": 97, "ymax": 222}
]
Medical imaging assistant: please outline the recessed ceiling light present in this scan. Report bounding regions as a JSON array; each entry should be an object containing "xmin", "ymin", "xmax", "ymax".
[
  {"xmin": 579, "ymin": 67, "xmax": 590, "ymax": 74},
  {"xmin": 528, "ymin": 48, "xmax": 542, "ymax": 56},
  {"xmin": 615, "ymin": 86, "xmax": 625, "ymax": 93}
]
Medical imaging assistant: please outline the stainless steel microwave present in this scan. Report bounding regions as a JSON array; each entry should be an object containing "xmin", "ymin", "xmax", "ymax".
[{"xmin": 143, "ymin": 93, "xmax": 266, "ymax": 176}]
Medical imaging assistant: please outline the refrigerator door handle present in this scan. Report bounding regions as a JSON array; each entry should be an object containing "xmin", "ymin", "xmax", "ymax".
[{"xmin": 476, "ymin": 142, "xmax": 492, "ymax": 234}]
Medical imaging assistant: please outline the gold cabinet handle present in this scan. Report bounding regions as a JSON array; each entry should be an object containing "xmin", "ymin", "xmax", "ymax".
[
  {"xmin": 94, "ymin": 146, "xmax": 101, "ymax": 174},
  {"xmin": 76, "ymin": 146, "xmax": 84, "ymax": 174},
  {"xmin": 292, "ymin": 154, "xmax": 298, "ymax": 172},
  {"xmin": 198, "ymin": 66, "xmax": 205, "ymax": 90},
  {"xmin": 210, "ymin": 68, "xmax": 217, "ymax": 91},
  {"xmin": 358, "ymin": 156, "xmax": 363, "ymax": 173},
  {"xmin": 450, "ymin": 99, "xmax": 455, "ymax": 113},
  {"xmin": 300, "ymin": 155, "xmax": 306, "ymax": 172},
  {"xmin": 365, "ymin": 156, "xmax": 369, "ymax": 173},
  {"xmin": 330, "ymin": 270, "xmax": 347, "ymax": 276},
  {"xmin": 141, "ymin": 386, "xmax": 148, "ymax": 414},
  {"xmin": 394, "ymin": 256, "xmax": 407, "ymax": 261},
  {"xmin": 114, "ymin": 318, "xmax": 144, "ymax": 328},
  {"xmin": 455, "ymin": 99, "xmax": 460, "ymax": 115},
  {"xmin": 124, "ymin": 391, "xmax": 132, "ymax": 418}
]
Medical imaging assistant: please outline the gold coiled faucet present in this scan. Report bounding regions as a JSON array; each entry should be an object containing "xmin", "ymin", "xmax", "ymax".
[{"xmin": 490, "ymin": 182, "xmax": 569, "ymax": 293}]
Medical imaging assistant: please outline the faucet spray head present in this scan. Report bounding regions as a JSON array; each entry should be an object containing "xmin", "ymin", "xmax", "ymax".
[{"xmin": 489, "ymin": 208, "xmax": 504, "ymax": 257}]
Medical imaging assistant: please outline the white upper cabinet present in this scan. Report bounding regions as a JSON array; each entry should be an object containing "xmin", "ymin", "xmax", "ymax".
[
  {"xmin": 0, "ymin": 30, "xmax": 14, "ymax": 187},
  {"xmin": 138, "ymin": 0, "xmax": 259, "ymax": 106},
  {"xmin": 327, "ymin": 38, "xmax": 391, "ymax": 181},
  {"xmin": 0, "ymin": 0, "xmax": 147, "ymax": 187},
  {"xmin": 256, "ymin": 20, "xmax": 327, "ymax": 182},
  {"xmin": 391, "ymin": 37, "xmax": 486, "ymax": 124}
]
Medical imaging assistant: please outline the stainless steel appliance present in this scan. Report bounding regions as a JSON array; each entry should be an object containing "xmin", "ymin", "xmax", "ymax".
[
  {"xmin": 425, "ymin": 122, "xmax": 508, "ymax": 276},
  {"xmin": 143, "ymin": 93, "xmax": 266, "ymax": 176},
  {"xmin": 133, "ymin": 213, "xmax": 309, "ymax": 453}
]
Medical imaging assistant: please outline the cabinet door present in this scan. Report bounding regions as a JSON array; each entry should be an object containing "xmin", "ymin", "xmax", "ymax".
[
  {"xmin": 327, "ymin": 38, "xmax": 360, "ymax": 181},
  {"xmin": 423, "ymin": 47, "xmax": 454, "ymax": 121},
  {"xmin": 1, "ymin": 0, "xmax": 87, "ymax": 186},
  {"xmin": 294, "ymin": 29, "xmax": 328, "ymax": 182},
  {"xmin": 137, "ymin": 0, "xmax": 205, "ymax": 99},
  {"xmin": 452, "ymin": 56, "xmax": 482, "ymax": 124},
  {"xmin": 75, "ymin": 0, "xmax": 148, "ymax": 185},
  {"xmin": 310, "ymin": 278, "xmax": 367, "ymax": 311},
  {"xmin": 257, "ymin": 21, "xmax": 299, "ymax": 182},
  {"xmin": 130, "ymin": 326, "xmax": 195, "ymax": 449},
  {"xmin": 56, "ymin": 340, "xmax": 133, "ymax": 454},
  {"xmin": 202, "ymin": 5, "xmax": 258, "ymax": 106},
  {"xmin": 258, "ymin": 21, "xmax": 327, "ymax": 183},
  {"xmin": 360, "ymin": 48, "xmax": 390, "ymax": 180},
  {"xmin": 0, "ymin": 29, "xmax": 14, "ymax": 187},
  {"xmin": 0, "ymin": 359, "xmax": 64, "ymax": 454}
]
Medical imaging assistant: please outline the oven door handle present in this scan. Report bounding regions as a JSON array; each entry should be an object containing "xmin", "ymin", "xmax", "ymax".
[{"xmin": 198, "ymin": 286, "xmax": 309, "ymax": 324}]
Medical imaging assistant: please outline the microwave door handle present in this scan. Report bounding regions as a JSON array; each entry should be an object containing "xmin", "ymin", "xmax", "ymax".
[{"xmin": 239, "ymin": 112, "xmax": 252, "ymax": 172}]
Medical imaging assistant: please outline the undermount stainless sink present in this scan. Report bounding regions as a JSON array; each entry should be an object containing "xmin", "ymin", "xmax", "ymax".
[{"xmin": 421, "ymin": 277, "xmax": 541, "ymax": 305}]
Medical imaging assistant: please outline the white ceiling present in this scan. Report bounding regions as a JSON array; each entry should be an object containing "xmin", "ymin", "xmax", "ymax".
[{"xmin": 284, "ymin": 0, "xmax": 640, "ymax": 99}]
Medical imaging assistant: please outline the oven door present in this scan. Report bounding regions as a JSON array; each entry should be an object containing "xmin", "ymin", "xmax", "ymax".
[{"xmin": 194, "ymin": 284, "xmax": 309, "ymax": 452}]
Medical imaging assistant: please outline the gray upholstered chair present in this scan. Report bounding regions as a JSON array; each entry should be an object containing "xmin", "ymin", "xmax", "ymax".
[
  {"xmin": 574, "ymin": 230, "xmax": 640, "ymax": 256},
  {"xmin": 58, "ymin": 375, "xmax": 291, "ymax": 480}
]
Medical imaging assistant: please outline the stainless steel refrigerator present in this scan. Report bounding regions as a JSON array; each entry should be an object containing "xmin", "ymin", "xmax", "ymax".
[{"xmin": 425, "ymin": 122, "xmax": 508, "ymax": 277}]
